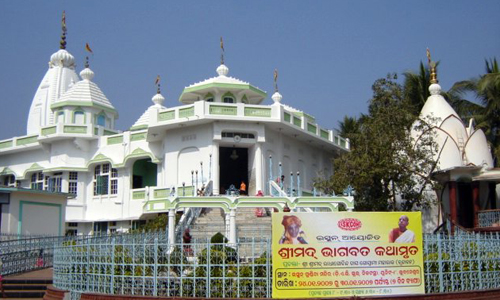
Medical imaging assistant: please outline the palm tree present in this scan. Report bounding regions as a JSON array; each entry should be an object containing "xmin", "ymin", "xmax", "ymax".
[
  {"xmin": 403, "ymin": 62, "xmax": 431, "ymax": 116},
  {"xmin": 450, "ymin": 58, "xmax": 500, "ymax": 165}
]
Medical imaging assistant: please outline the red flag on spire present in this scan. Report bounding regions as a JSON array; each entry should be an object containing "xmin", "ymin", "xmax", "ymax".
[{"xmin": 85, "ymin": 43, "xmax": 93, "ymax": 54}]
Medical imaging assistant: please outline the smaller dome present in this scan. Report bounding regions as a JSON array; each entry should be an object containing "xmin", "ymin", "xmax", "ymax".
[
  {"xmin": 152, "ymin": 93, "xmax": 165, "ymax": 106},
  {"xmin": 272, "ymin": 92, "xmax": 283, "ymax": 103},
  {"xmin": 216, "ymin": 64, "xmax": 229, "ymax": 76},
  {"xmin": 80, "ymin": 68, "xmax": 94, "ymax": 81},
  {"xmin": 50, "ymin": 49, "xmax": 75, "ymax": 68},
  {"xmin": 429, "ymin": 83, "xmax": 441, "ymax": 95}
]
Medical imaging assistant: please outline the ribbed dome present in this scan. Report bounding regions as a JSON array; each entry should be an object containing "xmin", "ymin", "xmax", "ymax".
[
  {"xmin": 50, "ymin": 49, "xmax": 76, "ymax": 68},
  {"xmin": 152, "ymin": 93, "xmax": 165, "ymax": 106},
  {"xmin": 216, "ymin": 64, "xmax": 229, "ymax": 76},
  {"xmin": 272, "ymin": 92, "xmax": 283, "ymax": 103},
  {"xmin": 80, "ymin": 68, "xmax": 95, "ymax": 81}
]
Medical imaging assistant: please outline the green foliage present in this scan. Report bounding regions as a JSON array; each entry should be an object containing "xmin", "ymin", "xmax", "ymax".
[
  {"xmin": 210, "ymin": 232, "xmax": 228, "ymax": 243},
  {"xmin": 449, "ymin": 57, "xmax": 500, "ymax": 165},
  {"xmin": 318, "ymin": 74, "xmax": 439, "ymax": 211}
]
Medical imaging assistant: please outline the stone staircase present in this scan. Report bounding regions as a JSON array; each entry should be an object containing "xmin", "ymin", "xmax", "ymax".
[
  {"xmin": 2, "ymin": 277, "xmax": 52, "ymax": 299},
  {"xmin": 189, "ymin": 207, "xmax": 272, "ymax": 242}
]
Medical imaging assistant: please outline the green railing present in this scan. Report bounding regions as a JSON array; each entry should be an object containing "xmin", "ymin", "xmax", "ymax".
[
  {"xmin": 107, "ymin": 135, "xmax": 124, "ymax": 145},
  {"xmin": 132, "ymin": 189, "xmax": 146, "ymax": 200},
  {"xmin": 158, "ymin": 110, "xmax": 175, "ymax": 121},
  {"xmin": 209, "ymin": 105, "xmax": 237, "ymax": 116},
  {"xmin": 41, "ymin": 126, "xmax": 57, "ymax": 135},
  {"xmin": 0, "ymin": 140, "xmax": 13, "ymax": 149},
  {"xmin": 130, "ymin": 132, "xmax": 146, "ymax": 141},
  {"xmin": 244, "ymin": 107, "xmax": 271, "ymax": 117},
  {"xmin": 16, "ymin": 135, "xmax": 38, "ymax": 146},
  {"xmin": 63, "ymin": 125, "xmax": 88, "ymax": 134},
  {"xmin": 179, "ymin": 107, "xmax": 195, "ymax": 118}
]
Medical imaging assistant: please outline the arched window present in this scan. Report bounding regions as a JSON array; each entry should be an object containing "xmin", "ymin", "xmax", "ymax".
[
  {"xmin": 94, "ymin": 163, "xmax": 118, "ymax": 195},
  {"xmin": 223, "ymin": 92, "xmax": 235, "ymax": 103},
  {"xmin": 96, "ymin": 113, "xmax": 106, "ymax": 127},
  {"xmin": 73, "ymin": 111, "xmax": 85, "ymax": 124},
  {"xmin": 3, "ymin": 174, "xmax": 16, "ymax": 187},
  {"xmin": 56, "ymin": 111, "xmax": 65, "ymax": 123},
  {"xmin": 205, "ymin": 93, "xmax": 214, "ymax": 102}
]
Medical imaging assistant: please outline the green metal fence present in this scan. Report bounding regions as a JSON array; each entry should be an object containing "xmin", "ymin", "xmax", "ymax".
[
  {"xmin": 3, "ymin": 230, "xmax": 500, "ymax": 298},
  {"xmin": 53, "ymin": 233, "xmax": 271, "ymax": 299}
]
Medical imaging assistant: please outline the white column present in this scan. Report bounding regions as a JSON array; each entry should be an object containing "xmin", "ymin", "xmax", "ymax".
[
  {"xmin": 168, "ymin": 209, "xmax": 175, "ymax": 244},
  {"xmin": 255, "ymin": 142, "xmax": 263, "ymax": 193},
  {"xmin": 212, "ymin": 142, "xmax": 220, "ymax": 195},
  {"xmin": 229, "ymin": 209, "xmax": 237, "ymax": 245},
  {"xmin": 225, "ymin": 212, "xmax": 230, "ymax": 239}
]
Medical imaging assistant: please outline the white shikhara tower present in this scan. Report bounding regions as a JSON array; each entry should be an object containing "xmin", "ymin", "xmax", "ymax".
[{"xmin": 27, "ymin": 13, "xmax": 80, "ymax": 135}]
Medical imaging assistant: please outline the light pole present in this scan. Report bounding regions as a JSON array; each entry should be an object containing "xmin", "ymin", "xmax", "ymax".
[
  {"xmin": 209, "ymin": 154, "xmax": 212, "ymax": 181},
  {"xmin": 200, "ymin": 161, "xmax": 204, "ymax": 186},
  {"xmin": 269, "ymin": 155, "xmax": 273, "ymax": 195},
  {"xmin": 279, "ymin": 162, "xmax": 283, "ymax": 189},
  {"xmin": 290, "ymin": 172, "xmax": 294, "ymax": 196},
  {"xmin": 297, "ymin": 171, "xmax": 301, "ymax": 196},
  {"xmin": 195, "ymin": 170, "xmax": 199, "ymax": 196},
  {"xmin": 182, "ymin": 182, "xmax": 185, "ymax": 197},
  {"xmin": 191, "ymin": 170, "xmax": 194, "ymax": 196}
]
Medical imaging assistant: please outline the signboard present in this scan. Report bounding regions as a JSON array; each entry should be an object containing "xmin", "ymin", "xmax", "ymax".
[{"xmin": 272, "ymin": 212, "xmax": 424, "ymax": 298}]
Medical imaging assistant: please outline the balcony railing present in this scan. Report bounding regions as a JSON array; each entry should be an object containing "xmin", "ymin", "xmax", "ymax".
[{"xmin": 478, "ymin": 209, "xmax": 500, "ymax": 227}]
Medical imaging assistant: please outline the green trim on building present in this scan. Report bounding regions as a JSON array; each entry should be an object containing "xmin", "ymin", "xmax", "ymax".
[
  {"xmin": 284, "ymin": 112, "xmax": 291, "ymax": 123},
  {"xmin": 41, "ymin": 126, "xmax": 57, "ymax": 136},
  {"xmin": 129, "ymin": 124, "xmax": 148, "ymax": 131},
  {"xmin": 51, "ymin": 101, "xmax": 117, "ymax": 114},
  {"xmin": 0, "ymin": 167, "xmax": 16, "ymax": 176},
  {"xmin": 87, "ymin": 153, "xmax": 114, "ymax": 167},
  {"xmin": 320, "ymin": 129, "xmax": 329, "ymax": 139},
  {"xmin": 209, "ymin": 105, "xmax": 237, "ymax": 116},
  {"xmin": 181, "ymin": 82, "xmax": 267, "ymax": 98},
  {"xmin": 103, "ymin": 130, "xmax": 117, "ymax": 136},
  {"xmin": 153, "ymin": 188, "xmax": 170, "ymax": 199},
  {"xmin": 293, "ymin": 111, "xmax": 316, "ymax": 123},
  {"xmin": 107, "ymin": 135, "xmax": 124, "ymax": 145},
  {"xmin": 16, "ymin": 135, "xmax": 38, "ymax": 146},
  {"xmin": 158, "ymin": 110, "xmax": 175, "ymax": 121},
  {"xmin": 117, "ymin": 148, "xmax": 161, "ymax": 167},
  {"xmin": 130, "ymin": 132, "xmax": 147, "ymax": 141},
  {"xmin": 244, "ymin": 107, "xmax": 271, "ymax": 117},
  {"xmin": 18, "ymin": 200, "xmax": 63, "ymax": 235},
  {"xmin": 132, "ymin": 190, "xmax": 146, "ymax": 200},
  {"xmin": 307, "ymin": 123, "xmax": 317, "ymax": 134},
  {"xmin": 71, "ymin": 108, "xmax": 87, "ymax": 124},
  {"xmin": 179, "ymin": 107, "xmax": 195, "ymax": 118},
  {"xmin": 293, "ymin": 117, "xmax": 302, "ymax": 127},
  {"xmin": 0, "ymin": 140, "xmax": 13, "ymax": 149},
  {"xmin": 63, "ymin": 125, "xmax": 87, "ymax": 134}
]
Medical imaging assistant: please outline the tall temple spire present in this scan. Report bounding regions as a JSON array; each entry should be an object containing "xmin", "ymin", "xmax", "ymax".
[
  {"xmin": 60, "ymin": 11, "xmax": 67, "ymax": 49},
  {"xmin": 427, "ymin": 48, "xmax": 438, "ymax": 84},
  {"xmin": 274, "ymin": 69, "xmax": 279, "ymax": 93},
  {"xmin": 220, "ymin": 37, "xmax": 225, "ymax": 65}
]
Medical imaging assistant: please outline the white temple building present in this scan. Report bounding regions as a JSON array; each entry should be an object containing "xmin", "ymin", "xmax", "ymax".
[
  {"xmin": 0, "ymin": 19, "xmax": 352, "ymax": 238},
  {"xmin": 413, "ymin": 61, "xmax": 500, "ymax": 232}
]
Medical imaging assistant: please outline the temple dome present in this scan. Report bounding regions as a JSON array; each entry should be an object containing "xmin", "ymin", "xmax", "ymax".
[{"xmin": 50, "ymin": 49, "xmax": 76, "ymax": 68}]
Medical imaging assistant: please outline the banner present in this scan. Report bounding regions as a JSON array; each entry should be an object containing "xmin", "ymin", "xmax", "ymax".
[{"xmin": 272, "ymin": 212, "xmax": 424, "ymax": 298}]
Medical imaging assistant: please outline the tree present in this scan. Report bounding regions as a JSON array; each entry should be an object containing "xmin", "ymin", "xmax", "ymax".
[
  {"xmin": 316, "ymin": 74, "xmax": 438, "ymax": 211},
  {"xmin": 450, "ymin": 58, "xmax": 500, "ymax": 164}
]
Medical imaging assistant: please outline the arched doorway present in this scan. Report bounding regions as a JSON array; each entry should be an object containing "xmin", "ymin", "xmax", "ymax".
[{"xmin": 132, "ymin": 159, "xmax": 157, "ymax": 189}]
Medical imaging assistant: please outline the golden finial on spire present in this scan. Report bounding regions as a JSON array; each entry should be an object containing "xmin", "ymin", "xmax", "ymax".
[
  {"xmin": 427, "ymin": 48, "xmax": 438, "ymax": 84},
  {"xmin": 155, "ymin": 75, "xmax": 161, "ymax": 94},
  {"xmin": 274, "ymin": 69, "xmax": 279, "ymax": 92},
  {"xmin": 60, "ymin": 11, "xmax": 67, "ymax": 49},
  {"xmin": 220, "ymin": 37, "xmax": 225, "ymax": 65}
]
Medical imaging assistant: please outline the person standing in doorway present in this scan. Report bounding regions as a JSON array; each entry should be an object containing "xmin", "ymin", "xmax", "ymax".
[{"xmin": 239, "ymin": 181, "xmax": 247, "ymax": 196}]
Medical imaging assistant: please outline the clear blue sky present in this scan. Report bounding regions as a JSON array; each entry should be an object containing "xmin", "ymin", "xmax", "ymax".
[{"xmin": 0, "ymin": 1, "xmax": 498, "ymax": 140}]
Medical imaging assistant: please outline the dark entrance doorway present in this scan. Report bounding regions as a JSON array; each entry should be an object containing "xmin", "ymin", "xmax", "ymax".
[
  {"xmin": 219, "ymin": 147, "xmax": 248, "ymax": 195},
  {"xmin": 132, "ymin": 159, "xmax": 157, "ymax": 189},
  {"xmin": 457, "ymin": 182, "xmax": 474, "ymax": 228}
]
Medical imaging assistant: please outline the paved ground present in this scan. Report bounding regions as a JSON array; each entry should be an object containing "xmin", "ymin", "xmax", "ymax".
[{"xmin": 5, "ymin": 268, "xmax": 53, "ymax": 280}]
